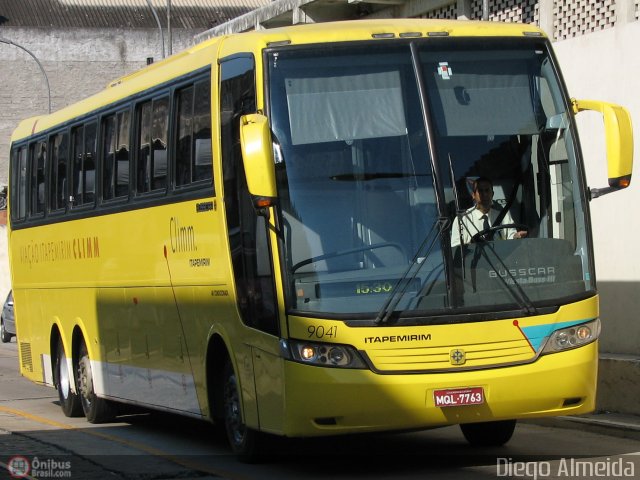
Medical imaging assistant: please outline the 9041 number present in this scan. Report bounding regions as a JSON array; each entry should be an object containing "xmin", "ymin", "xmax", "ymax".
[{"xmin": 307, "ymin": 325, "xmax": 338, "ymax": 339}]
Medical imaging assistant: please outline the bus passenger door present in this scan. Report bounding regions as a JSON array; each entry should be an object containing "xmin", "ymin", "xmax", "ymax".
[{"xmin": 220, "ymin": 55, "xmax": 284, "ymax": 434}]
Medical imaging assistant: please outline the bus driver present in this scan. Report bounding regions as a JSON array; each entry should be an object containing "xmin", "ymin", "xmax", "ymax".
[{"xmin": 451, "ymin": 176, "xmax": 528, "ymax": 247}]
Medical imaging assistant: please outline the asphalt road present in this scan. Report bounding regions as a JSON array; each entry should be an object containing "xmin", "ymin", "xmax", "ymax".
[{"xmin": 1, "ymin": 338, "xmax": 639, "ymax": 480}]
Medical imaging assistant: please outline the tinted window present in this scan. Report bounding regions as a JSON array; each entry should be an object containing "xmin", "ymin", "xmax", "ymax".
[
  {"xmin": 221, "ymin": 56, "xmax": 278, "ymax": 335},
  {"xmin": 49, "ymin": 132, "xmax": 68, "ymax": 212},
  {"xmin": 136, "ymin": 97, "xmax": 168, "ymax": 194},
  {"xmin": 103, "ymin": 110, "xmax": 130, "ymax": 200},
  {"xmin": 71, "ymin": 123, "xmax": 97, "ymax": 208},
  {"xmin": 30, "ymin": 140, "xmax": 47, "ymax": 216},
  {"xmin": 175, "ymin": 79, "xmax": 213, "ymax": 187},
  {"xmin": 10, "ymin": 147, "xmax": 28, "ymax": 221}
]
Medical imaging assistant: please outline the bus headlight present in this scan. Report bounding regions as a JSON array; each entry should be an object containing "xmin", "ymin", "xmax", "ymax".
[
  {"xmin": 287, "ymin": 340, "xmax": 367, "ymax": 369},
  {"xmin": 541, "ymin": 319, "xmax": 600, "ymax": 354}
]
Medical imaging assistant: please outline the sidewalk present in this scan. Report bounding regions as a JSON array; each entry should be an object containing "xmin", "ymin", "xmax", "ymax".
[{"xmin": 526, "ymin": 412, "xmax": 640, "ymax": 442}]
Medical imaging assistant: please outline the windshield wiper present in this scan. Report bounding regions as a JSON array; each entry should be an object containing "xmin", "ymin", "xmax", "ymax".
[
  {"xmin": 291, "ymin": 242, "xmax": 406, "ymax": 274},
  {"xmin": 468, "ymin": 240, "xmax": 538, "ymax": 316},
  {"xmin": 374, "ymin": 217, "xmax": 447, "ymax": 324}
]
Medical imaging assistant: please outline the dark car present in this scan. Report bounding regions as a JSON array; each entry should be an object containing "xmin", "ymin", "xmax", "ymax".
[{"xmin": 1, "ymin": 290, "xmax": 15, "ymax": 343}]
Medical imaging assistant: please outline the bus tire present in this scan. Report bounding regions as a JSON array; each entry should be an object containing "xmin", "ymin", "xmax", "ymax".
[
  {"xmin": 55, "ymin": 340, "xmax": 83, "ymax": 417},
  {"xmin": 76, "ymin": 339, "xmax": 115, "ymax": 423},
  {"xmin": 222, "ymin": 360, "xmax": 265, "ymax": 462},
  {"xmin": 460, "ymin": 419, "xmax": 517, "ymax": 446}
]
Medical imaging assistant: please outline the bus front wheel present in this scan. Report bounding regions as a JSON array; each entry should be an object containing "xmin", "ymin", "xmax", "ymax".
[
  {"xmin": 55, "ymin": 340, "xmax": 82, "ymax": 417},
  {"xmin": 222, "ymin": 361, "xmax": 264, "ymax": 462},
  {"xmin": 76, "ymin": 339, "xmax": 115, "ymax": 423},
  {"xmin": 460, "ymin": 419, "xmax": 517, "ymax": 446}
]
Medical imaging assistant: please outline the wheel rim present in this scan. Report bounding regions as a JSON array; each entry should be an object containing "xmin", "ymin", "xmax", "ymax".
[
  {"xmin": 224, "ymin": 373, "xmax": 245, "ymax": 446},
  {"xmin": 78, "ymin": 352, "xmax": 93, "ymax": 410},
  {"xmin": 58, "ymin": 355, "xmax": 71, "ymax": 400}
]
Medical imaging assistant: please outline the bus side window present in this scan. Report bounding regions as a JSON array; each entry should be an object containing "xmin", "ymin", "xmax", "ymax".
[
  {"xmin": 49, "ymin": 132, "xmax": 68, "ymax": 212},
  {"xmin": 136, "ymin": 97, "xmax": 168, "ymax": 194},
  {"xmin": 175, "ymin": 77, "xmax": 213, "ymax": 188},
  {"xmin": 116, "ymin": 110, "xmax": 131, "ymax": 197},
  {"xmin": 71, "ymin": 122, "xmax": 97, "ymax": 208},
  {"xmin": 151, "ymin": 97, "xmax": 169, "ymax": 191},
  {"xmin": 10, "ymin": 146, "xmax": 28, "ymax": 221},
  {"xmin": 193, "ymin": 79, "xmax": 212, "ymax": 183},
  {"xmin": 221, "ymin": 56, "xmax": 278, "ymax": 336},
  {"xmin": 30, "ymin": 139, "xmax": 46, "ymax": 217},
  {"xmin": 102, "ymin": 110, "xmax": 130, "ymax": 201}
]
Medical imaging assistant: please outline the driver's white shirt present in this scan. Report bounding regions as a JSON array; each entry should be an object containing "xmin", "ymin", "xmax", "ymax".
[{"xmin": 450, "ymin": 203, "xmax": 517, "ymax": 247}]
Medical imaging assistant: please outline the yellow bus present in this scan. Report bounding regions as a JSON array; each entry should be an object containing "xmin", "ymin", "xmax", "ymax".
[{"xmin": 8, "ymin": 19, "xmax": 633, "ymax": 459}]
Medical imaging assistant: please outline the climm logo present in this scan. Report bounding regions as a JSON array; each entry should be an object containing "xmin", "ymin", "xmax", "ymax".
[{"xmin": 169, "ymin": 217, "xmax": 197, "ymax": 253}]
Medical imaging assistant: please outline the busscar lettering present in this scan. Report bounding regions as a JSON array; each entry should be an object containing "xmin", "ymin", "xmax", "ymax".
[
  {"xmin": 489, "ymin": 267, "xmax": 555, "ymax": 278},
  {"xmin": 364, "ymin": 334, "xmax": 431, "ymax": 344}
]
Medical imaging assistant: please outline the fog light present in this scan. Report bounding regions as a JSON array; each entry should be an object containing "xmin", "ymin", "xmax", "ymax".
[
  {"xmin": 542, "ymin": 319, "xmax": 600, "ymax": 354},
  {"xmin": 301, "ymin": 345, "xmax": 316, "ymax": 361},
  {"xmin": 576, "ymin": 325, "xmax": 592, "ymax": 341}
]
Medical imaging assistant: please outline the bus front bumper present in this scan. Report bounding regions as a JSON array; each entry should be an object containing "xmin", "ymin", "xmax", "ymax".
[{"xmin": 281, "ymin": 341, "xmax": 597, "ymax": 437}]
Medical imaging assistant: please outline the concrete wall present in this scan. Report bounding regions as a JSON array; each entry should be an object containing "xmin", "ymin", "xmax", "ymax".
[
  {"xmin": 553, "ymin": 21, "xmax": 640, "ymax": 356},
  {"xmin": 0, "ymin": 27, "xmax": 201, "ymax": 185}
]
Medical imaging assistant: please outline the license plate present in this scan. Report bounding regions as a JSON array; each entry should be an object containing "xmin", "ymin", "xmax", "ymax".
[{"xmin": 433, "ymin": 387, "xmax": 484, "ymax": 407}]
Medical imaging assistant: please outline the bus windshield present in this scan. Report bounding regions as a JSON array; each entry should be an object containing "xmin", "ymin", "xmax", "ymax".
[{"xmin": 267, "ymin": 39, "xmax": 593, "ymax": 320}]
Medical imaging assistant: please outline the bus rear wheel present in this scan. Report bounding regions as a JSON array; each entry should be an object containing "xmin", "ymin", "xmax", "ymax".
[
  {"xmin": 55, "ymin": 340, "xmax": 82, "ymax": 417},
  {"xmin": 460, "ymin": 419, "xmax": 517, "ymax": 446},
  {"xmin": 222, "ymin": 361, "xmax": 264, "ymax": 462},
  {"xmin": 76, "ymin": 339, "xmax": 115, "ymax": 423}
]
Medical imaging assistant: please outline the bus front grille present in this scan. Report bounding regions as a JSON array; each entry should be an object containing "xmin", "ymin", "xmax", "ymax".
[{"xmin": 365, "ymin": 339, "xmax": 536, "ymax": 373}]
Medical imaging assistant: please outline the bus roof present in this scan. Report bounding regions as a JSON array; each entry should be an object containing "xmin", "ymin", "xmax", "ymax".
[
  {"xmin": 215, "ymin": 18, "xmax": 545, "ymax": 47},
  {"xmin": 10, "ymin": 19, "xmax": 546, "ymax": 142}
]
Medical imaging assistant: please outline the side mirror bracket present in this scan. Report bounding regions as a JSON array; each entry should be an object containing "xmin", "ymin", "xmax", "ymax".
[{"xmin": 572, "ymin": 98, "xmax": 633, "ymax": 199}]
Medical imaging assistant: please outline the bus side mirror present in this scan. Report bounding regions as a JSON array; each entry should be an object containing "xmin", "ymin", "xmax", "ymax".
[
  {"xmin": 239, "ymin": 113, "xmax": 278, "ymax": 209},
  {"xmin": 572, "ymin": 99, "xmax": 633, "ymax": 198}
]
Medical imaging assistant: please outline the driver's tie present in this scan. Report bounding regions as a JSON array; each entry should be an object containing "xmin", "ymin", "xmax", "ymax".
[
  {"xmin": 481, "ymin": 214, "xmax": 489, "ymax": 231},
  {"xmin": 481, "ymin": 214, "xmax": 490, "ymax": 241}
]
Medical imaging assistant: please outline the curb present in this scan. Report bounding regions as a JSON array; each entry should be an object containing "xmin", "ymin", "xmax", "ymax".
[{"xmin": 524, "ymin": 413, "xmax": 640, "ymax": 442}]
